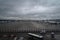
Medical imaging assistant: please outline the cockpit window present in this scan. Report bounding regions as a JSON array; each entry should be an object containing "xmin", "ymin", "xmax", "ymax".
[{"xmin": 0, "ymin": 0, "xmax": 60, "ymax": 32}]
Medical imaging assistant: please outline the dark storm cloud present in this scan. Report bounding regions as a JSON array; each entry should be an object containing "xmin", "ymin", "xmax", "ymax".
[{"xmin": 0, "ymin": 0, "xmax": 60, "ymax": 20}]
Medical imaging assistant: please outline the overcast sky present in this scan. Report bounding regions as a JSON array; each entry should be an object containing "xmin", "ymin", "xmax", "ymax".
[{"xmin": 0, "ymin": 0, "xmax": 60, "ymax": 20}]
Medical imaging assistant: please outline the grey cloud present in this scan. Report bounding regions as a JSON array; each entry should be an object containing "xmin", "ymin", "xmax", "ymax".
[{"xmin": 0, "ymin": 0, "xmax": 60, "ymax": 20}]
